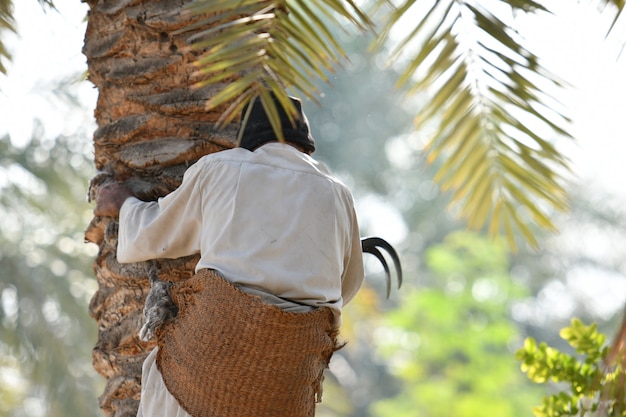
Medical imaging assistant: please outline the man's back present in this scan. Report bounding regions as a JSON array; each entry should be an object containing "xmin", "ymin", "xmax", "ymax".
[{"xmin": 117, "ymin": 142, "xmax": 364, "ymax": 327}]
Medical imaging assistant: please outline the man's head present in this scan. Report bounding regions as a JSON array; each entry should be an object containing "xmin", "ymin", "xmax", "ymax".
[{"xmin": 237, "ymin": 94, "xmax": 316, "ymax": 154}]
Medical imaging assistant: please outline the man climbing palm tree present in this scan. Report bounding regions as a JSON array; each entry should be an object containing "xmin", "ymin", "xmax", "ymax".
[{"xmin": 94, "ymin": 95, "xmax": 365, "ymax": 417}]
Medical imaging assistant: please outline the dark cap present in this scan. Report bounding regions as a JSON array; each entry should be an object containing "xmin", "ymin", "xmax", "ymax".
[{"xmin": 237, "ymin": 94, "xmax": 315, "ymax": 153}]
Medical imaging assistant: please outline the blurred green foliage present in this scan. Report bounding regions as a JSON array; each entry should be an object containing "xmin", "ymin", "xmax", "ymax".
[
  {"xmin": 0, "ymin": 130, "xmax": 101, "ymax": 415},
  {"xmin": 366, "ymin": 232, "xmax": 543, "ymax": 417},
  {"xmin": 517, "ymin": 319, "xmax": 626, "ymax": 417}
]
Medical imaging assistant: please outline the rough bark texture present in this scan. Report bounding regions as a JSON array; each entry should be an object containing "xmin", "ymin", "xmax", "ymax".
[{"xmin": 81, "ymin": 1, "xmax": 237, "ymax": 415}]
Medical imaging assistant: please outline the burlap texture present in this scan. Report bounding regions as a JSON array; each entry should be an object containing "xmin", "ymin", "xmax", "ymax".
[{"xmin": 155, "ymin": 269, "xmax": 340, "ymax": 417}]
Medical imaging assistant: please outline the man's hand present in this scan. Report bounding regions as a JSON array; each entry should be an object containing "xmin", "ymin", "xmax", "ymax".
[{"xmin": 94, "ymin": 183, "xmax": 134, "ymax": 217}]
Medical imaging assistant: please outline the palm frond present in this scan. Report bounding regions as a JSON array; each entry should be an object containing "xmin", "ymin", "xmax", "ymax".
[
  {"xmin": 184, "ymin": 0, "xmax": 371, "ymax": 141},
  {"xmin": 599, "ymin": 0, "xmax": 625, "ymax": 36},
  {"xmin": 375, "ymin": 0, "xmax": 572, "ymax": 249},
  {"xmin": 0, "ymin": 0, "xmax": 15, "ymax": 75}
]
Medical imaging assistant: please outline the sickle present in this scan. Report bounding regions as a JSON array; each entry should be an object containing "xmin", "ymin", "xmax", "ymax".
[{"xmin": 361, "ymin": 237, "xmax": 403, "ymax": 298}]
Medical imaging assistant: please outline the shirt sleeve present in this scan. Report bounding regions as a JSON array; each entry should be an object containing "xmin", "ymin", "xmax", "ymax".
[
  {"xmin": 117, "ymin": 162, "xmax": 205, "ymax": 263},
  {"xmin": 340, "ymin": 204, "xmax": 365, "ymax": 306}
]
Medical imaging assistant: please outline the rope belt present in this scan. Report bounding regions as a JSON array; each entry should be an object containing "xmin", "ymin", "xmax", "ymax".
[{"xmin": 155, "ymin": 269, "xmax": 341, "ymax": 417}]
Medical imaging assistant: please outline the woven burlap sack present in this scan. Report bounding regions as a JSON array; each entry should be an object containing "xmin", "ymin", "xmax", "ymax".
[{"xmin": 156, "ymin": 269, "xmax": 340, "ymax": 417}]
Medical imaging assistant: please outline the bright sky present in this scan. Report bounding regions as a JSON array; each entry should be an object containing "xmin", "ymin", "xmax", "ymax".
[
  {"xmin": 517, "ymin": 1, "xmax": 626, "ymax": 199},
  {"xmin": 0, "ymin": 0, "xmax": 94, "ymax": 147},
  {"xmin": 1, "ymin": 0, "xmax": 626, "ymax": 319}
]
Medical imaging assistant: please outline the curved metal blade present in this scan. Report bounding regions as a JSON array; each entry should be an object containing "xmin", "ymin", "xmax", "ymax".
[
  {"xmin": 361, "ymin": 236, "xmax": 403, "ymax": 298},
  {"xmin": 362, "ymin": 243, "xmax": 392, "ymax": 297}
]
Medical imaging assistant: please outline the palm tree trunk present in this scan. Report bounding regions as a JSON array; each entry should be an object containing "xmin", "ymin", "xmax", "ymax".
[{"xmin": 82, "ymin": 1, "xmax": 236, "ymax": 415}]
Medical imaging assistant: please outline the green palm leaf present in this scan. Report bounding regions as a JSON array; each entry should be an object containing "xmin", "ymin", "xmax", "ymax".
[
  {"xmin": 375, "ymin": 0, "xmax": 572, "ymax": 249},
  {"xmin": 181, "ymin": 0, "xmax": 371, "ymax": 141}
]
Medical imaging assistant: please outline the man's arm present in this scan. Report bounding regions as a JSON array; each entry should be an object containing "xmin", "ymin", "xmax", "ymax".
[
  {"xmin": 94, "ymin": 183, "xmax": 134, "ymax": 217},
  {"xmin": 113, "ymin": 161, "xmax": 205, "ymax": 263}
]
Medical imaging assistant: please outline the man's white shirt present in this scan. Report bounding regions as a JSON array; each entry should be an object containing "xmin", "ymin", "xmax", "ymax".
[{"xmin": 118, "ymin": 142, "xmax": 364, "ymax": 329}]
